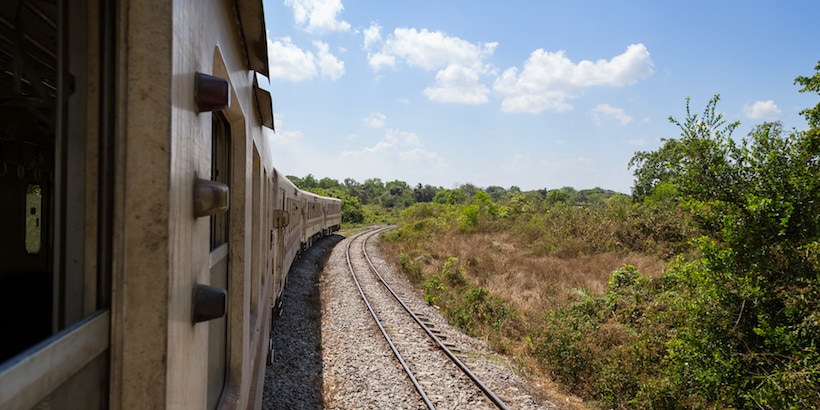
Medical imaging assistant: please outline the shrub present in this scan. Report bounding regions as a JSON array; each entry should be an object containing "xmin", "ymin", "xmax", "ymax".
[{"xmin": 423, "ymin": 274, "xmax": 445, "ymax": 306}]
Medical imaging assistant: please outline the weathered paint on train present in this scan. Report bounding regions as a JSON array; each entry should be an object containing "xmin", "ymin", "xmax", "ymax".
[{"xmin": 0, "ymin": 0, "xmax": 340, "ymax": 408}]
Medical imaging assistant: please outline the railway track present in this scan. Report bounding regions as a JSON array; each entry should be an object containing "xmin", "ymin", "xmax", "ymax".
[{"xmin": 345, "ymin": 227, "xmax": 509, "ymax": 410}]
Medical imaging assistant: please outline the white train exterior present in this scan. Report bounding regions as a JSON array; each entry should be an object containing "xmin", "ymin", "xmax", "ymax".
[{"xmin": 0, "ymin": 0, "xmax": 341, "ymax": 409}]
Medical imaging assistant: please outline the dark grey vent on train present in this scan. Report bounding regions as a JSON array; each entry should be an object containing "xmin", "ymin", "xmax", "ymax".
[
  {"xmin": 193, "ymin": 284, "xmax": 227, "ymax": 323},
  {"xmin": 195, "ymin": 72, "xmax": 230, "ymax": 112}
]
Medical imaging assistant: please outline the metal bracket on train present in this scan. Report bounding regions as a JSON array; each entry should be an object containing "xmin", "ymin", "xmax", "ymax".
[
  {"xmin": 273, "ymin": 210, "xmax": 289, "ymax": 228},
  {"xmin": 194, "ymin": 178, "xmax": 229, "ymax": 218},
  {"xmin": 195, "ymin": 72, "xmax": 230, "ymax": 112},
  {"xmin": 192, "ymin": 284, "xmax": 227, "ymax": 323}
]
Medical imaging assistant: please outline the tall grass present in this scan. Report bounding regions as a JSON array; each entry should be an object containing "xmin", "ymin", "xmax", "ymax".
[{"xmin": 380, "ymin": 195, "xmax": 691, "ymax": 407}]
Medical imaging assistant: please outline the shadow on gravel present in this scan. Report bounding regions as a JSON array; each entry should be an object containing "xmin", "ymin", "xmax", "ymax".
[{"xmin": 263, "ymin": 234, "xmax": 344, "ymax": 409}]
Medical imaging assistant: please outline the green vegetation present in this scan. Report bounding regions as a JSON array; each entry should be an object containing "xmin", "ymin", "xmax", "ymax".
[
  {"xmin": 376, "ymin": 62, "xmax": 820, "ymax": 408},
  {"xmin": 289, "ymin": 175, "xmax": 446, "ymax": 226}
]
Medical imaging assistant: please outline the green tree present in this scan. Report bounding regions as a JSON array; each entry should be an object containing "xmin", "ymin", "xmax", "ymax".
[
  {"xmin": 341, "ymin": 194, "xmax": 364, "ymax": 224},
  {"xmin": 629, "ymin": 95, "xmax": 739, "ymax": 203},
  {"xmin": 655, "ymin": 96, "xmax": 820, "ymax": 407},
  {"xmin": 795, "ymin": 60, "xmax": 820, "ymax": 129},
  {"xmin": 318, "ymin": 177, "xmax": 341, "ymax": 190},
  {"xmin": 361, "ymin": 178, "xmax": 385, "ymax": 205},
  {"xmin": 413, "ymin": 183, "xmax": 439, "ymax": 203},
  {"xmin": 485, "ymin": 185, "xmax": 507, "ymax": 202}
]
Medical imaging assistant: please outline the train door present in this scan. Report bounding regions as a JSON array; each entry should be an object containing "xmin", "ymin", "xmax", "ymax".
[
  {"xmin": 207, "ymin": 111, "xmax": 231, "ymax": 408},
  {"xmin": 0, "ymin": 0, "xmax": 114, "ymax": 408}
]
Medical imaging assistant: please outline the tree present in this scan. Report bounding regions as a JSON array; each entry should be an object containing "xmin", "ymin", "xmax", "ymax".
[
  {"xmin": 318, "ymin": 177, "xmax": 341, "ymax": 190},
  {"xmin": 629, "ymin": 95, "xmax": 739, "ymax": 203},
  {"xmin": 341, "ymin": 194, "xmax": 364, "ymax": 224},
  {"xmin": 795, "ymin": 60, "xmax": 820, "ymax": 129},
  {"xmin": 361, "ymin": 178, "xmax": 385, "ymax": 205},
  {"xmin": 413, "ymin": 183, "xmax": 439, "ymax": 203},
  {"xmin": 655, "ymin": 95, "xmax": 820, "ymax": 407},
  {"xmin": 485, "ymin": 185, "xmax": 507, "ymax": 202}
]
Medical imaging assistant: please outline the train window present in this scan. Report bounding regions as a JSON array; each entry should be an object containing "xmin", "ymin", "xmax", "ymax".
[
  {"xmin": 0, "ymin": 0, "xmax": 113, "ymax": 407},
  {"xmin": 210, "ymin": 112, "xmax": 230, "ymax": 250},
  {"xmin": 208, "ymin": 110, "xmax": 231, "ymax": 409},
  {"xmin": 25, "ymin": 184, "xmax": 43, "ymax": 254}
]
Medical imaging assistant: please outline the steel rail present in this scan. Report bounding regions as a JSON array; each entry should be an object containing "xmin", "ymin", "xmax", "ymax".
[
  {"xmin": 345, "ymin": 227, "xmax": 436, "ymax": 410},
  {"xmin": 362, "ymin": 228, "xmax": 510, "ymax": 410}
]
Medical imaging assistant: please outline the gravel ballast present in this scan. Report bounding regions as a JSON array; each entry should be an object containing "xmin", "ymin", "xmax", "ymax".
[{"xmin": 263, "ymin": 231, "xmax": 557, "ymax": 409}]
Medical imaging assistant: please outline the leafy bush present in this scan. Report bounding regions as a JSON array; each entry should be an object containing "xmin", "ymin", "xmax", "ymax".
[{"xmin": 423, "ymin": 274, "xmax": 445, "ymax": 305}]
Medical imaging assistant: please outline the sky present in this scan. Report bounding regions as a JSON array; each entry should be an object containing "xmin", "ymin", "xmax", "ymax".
[{"xmin": 259, "ymin": 0, "xmax": 820, "ymax": 194}]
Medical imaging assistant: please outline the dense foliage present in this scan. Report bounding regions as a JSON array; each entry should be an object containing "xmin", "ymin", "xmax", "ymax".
[{"xmin": 289, "ymin": 175, "xmax": 448, "ymax": 225}]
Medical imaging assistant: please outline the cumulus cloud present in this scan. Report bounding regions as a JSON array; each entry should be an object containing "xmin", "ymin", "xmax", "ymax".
[
  {"xmin": 267, "ymin": 36, "xmax": 344, "ymax": 81},
  {"xmin": 423, "ymin": 64, "xmax": 490, "ymax": 104},
  {"xmin": 364, "ymin": 23, "xmax": 396, "ymax": 70},
  {"xmin": 363, "ymin": 22, "xmax": 383, "ymax": 51},
  {"xmin": 364, "ymin": 112, "xmax": 387, "ymax": 128},
  {"xmin": 743, "ymin": 100, "xmax": 781, "ymax": 120},
  {"xmin": 267, "ymin": 36, "xmax": 318, "ymax": 81},
  {"xmin": 494, "ymin": 44, "xmax": 654, "ymax": 114},
  {"xmin": 380, "ymin": 28, "xmax": 497, "ymax": 71},
  {"xmin": 284, "ymin": 0, "xmax": 351, "ymax": 33},
  {"xmin": 366, "ymin": 27, "xmax": 497, "ymax": 104},
  {"xmin": 592, "ymin": 103, "xmax": 634, "ymax": 125},
  {"xmin": 313, "ymin": 41, "xmax": 345, "ymax": 80},
  {"xmin": 344, "ymin": 128, "xmax": 425, "ymax": 156}
]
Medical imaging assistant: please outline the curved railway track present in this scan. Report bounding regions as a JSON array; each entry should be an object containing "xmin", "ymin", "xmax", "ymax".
[{"xmin": 345, "ymin": 227, "xmax": 510, "ymax": 410}]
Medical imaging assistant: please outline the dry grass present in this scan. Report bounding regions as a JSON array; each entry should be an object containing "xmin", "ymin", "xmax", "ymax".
[
  {"xmin": 415, "ymin": 231, "xmax": 668, "ymax": 311},
  {"xmin": 380, "ymin": 227, "xmax": 672, "ymax": 409}
]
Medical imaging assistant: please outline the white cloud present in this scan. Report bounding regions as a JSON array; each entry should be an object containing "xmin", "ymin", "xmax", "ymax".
[
  {"xmin": 628, "ymin": 138, "xmax": 646, "ymax": 146},
  {"xmin": 367, "ymin": 27, "xmax": 497, "ymax": 105},
  {"xmin": 381, "ymin": 28, "xmax": 497, "ymax": 71},
  {"xmin": 364, "ymin": 112, "xmax": 387, "ymax": 128},
  {"xmin": 313, "ymin": 41, "xmax": 345, "ymax": 80},
  {"xmin": 423, "ymin": 64, "xmax": 490, "ymax": 104},
  {"xmin": 364, "ymin": 23, "xmax": 396, "ymax": 70},
  {"xmin": 343, "ymin": 128, "xmax": 426, "ymax": 157},
  {"xmin": 494, "ymin": 44, "xmax": 654, "ymax": 114},
  {"xmin": 592, "ymin": 103, "xmax": 634, "ymax": 125},
  {"xmin": 368, "ymin": 52, "xmax": 396, "ymax": 70},
  {"xmin": 284, "ymin": 0, "xmax": 351, "ymax": 33},
  {"xmin": 267, "ymin": 36, "xmax": 345, "ymax": 81},
  {"xmin": 363, "ymin": 22, "xmax": 382, "ymax": 51},
  {"xmin": 267, "ymin": 36, "xmax": 317, "ymax": 81},
  {"xmin": 339, "ymin": 128, "xmax": 443, "ymax": 182},
  {"xmin": 743, "ymin": 100, "xmax": 781, "ymax": 120}
]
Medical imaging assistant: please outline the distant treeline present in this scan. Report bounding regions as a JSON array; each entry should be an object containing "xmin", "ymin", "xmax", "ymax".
[{"xmin": 287, "ymin": 174, "xmax": 626, "ymax": 225}]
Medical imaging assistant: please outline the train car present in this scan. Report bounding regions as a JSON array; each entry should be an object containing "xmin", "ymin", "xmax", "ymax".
[
  {"xmin": 302, "ymin": 192, "xmax": 341, "ymax": 251},
  {"xmin": 0, "ymin": 1, "xmax": 341, "ymax": 409},
  {"xmin": 323, "ymin": 197, "xmax": 343, "ymax": 237}
]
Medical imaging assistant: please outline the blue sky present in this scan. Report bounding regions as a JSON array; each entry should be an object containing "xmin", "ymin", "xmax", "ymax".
[{"xmin": 260, "ymin": 0, "xmax": 819, "ymax": 194}]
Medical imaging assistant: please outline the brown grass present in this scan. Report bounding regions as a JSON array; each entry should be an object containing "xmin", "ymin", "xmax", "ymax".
[{"xmin": 380, "ymin": 227, "xmax": 671, "ymax": 408}]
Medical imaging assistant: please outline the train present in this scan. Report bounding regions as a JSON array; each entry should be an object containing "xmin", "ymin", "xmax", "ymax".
[{"xmin": 0, "ymin": 0, "xmax": 341, "ymax": 408}]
